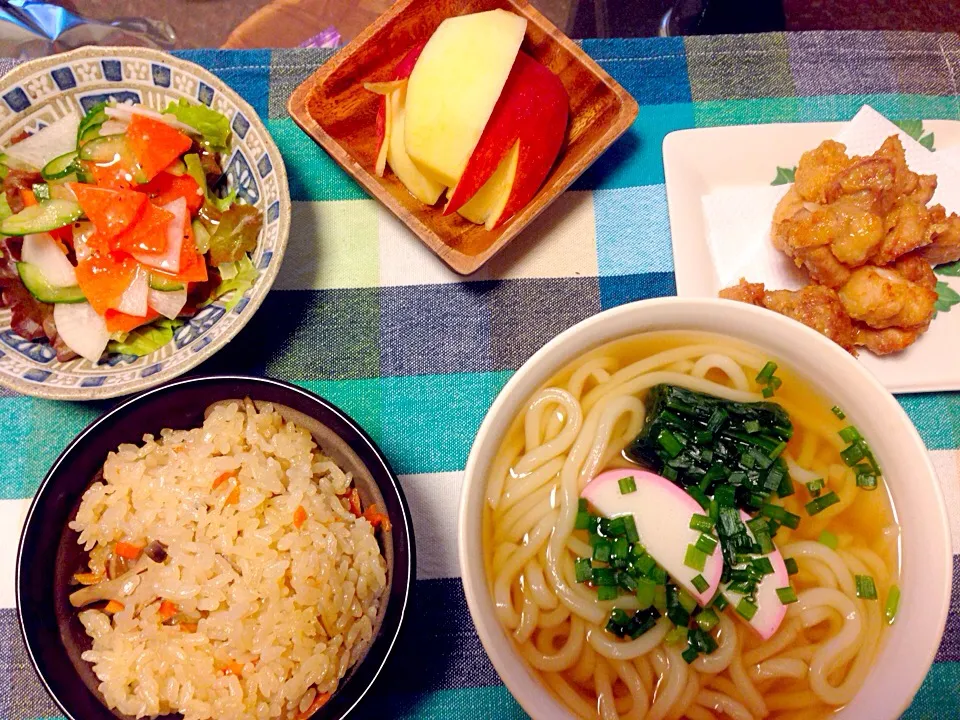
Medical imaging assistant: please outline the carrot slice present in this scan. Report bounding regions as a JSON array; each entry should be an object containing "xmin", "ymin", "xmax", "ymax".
[
  {"xmin": 88, "ymin": 161, "xmax": 135, "ymax": 190},
  {"xmin": 70, "ymin": 184, "xmax": 147, "ymax": 241},
  {"xmin": 225, "ymin": 485, "xmax": 240, "ymax": 505},
  {"xmin": 75, "ymin": 253, "xmax": 141, "ymax": 315},
  {"xmin": 293, "ymin": 505, "xmax": 307, "ymax": 529},
  {"xmin": 104, "ymin": 600, "xmax": 125, "ymax": 614},
  {"xmin": 158, "ymin": 600, "xmax": 178, "ymax": 621},
  {"xmin": 212, "ymin": 469, "xmax": 238, "ymax": 490},
  {"xmin": 73, "ymin": 571, "xmax": 104, "ymax": 585},
  {"xmin": 295, "ymin": 692, "xmax": 331, "ymax": 719},
  {"xmin": 179, "ymin": 622, "xmax": 198, "ymax": 633},
  {"xmin": 139, "ymin": 172, "xmax": 203, "ymax": 214},
  {"xmin": 113, "ymin": 201, "xmax": 175, "ymax": 255},
  {"xmin": 362, "ymin": 504, "xmax": 392, "ymax": 532},
  {"xmin": 104, "ymin": 308, "xmax": 160, "ymax": 334},
  {"xmin": 114, "ymin": 541, "xmax": 143, "ymax": 560},
  {"xmin": 20, "ymin": 188, "xmax": 37, "ymax": 207},
  {"xmin": 347, "ymin": 488, "xmax": 362, "ymax": 518},
  {"xmin": 125, "ymin": 115, "xmax": 192, "ymax": 182}
]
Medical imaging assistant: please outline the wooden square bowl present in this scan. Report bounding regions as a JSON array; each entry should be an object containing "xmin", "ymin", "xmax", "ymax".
[{"xmin": 287, "ymin": 0, "xmax": 638, "ymax": 275}]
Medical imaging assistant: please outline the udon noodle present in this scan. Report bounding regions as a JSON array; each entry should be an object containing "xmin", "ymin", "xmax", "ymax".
[{"xmin": 483, "ymin": 331, "xmax": 899, "ymax": 719}]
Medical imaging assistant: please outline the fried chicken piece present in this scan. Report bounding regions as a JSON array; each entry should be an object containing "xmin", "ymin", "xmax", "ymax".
[
  {"xmin": 825, "ymin": 156, "xmax": 897, "ymax": 211},
  {"xmin": 920, "ymin": 210, "xmax": 960, "ymax": 265},
  {"xmin": 794, "ymin": 140, "xmax": 855, "ymax": 203},
  {"xmin": 720, "ymin": 280, "xmax": 858, "ymax": 353},
  {"xmin": 854, "ymin": 325, "xmax": 924, "ymax": 355},
  {"xmin": 837, "ymin": 265, "xmax": 937, "ymax": 329},
  {"xmin": 893, "ymin": 252, "xmax": 937, "ymax": 289},
  {"xmin": 873, "ymin": 196, "xmax": 934, "ymax": 265}
]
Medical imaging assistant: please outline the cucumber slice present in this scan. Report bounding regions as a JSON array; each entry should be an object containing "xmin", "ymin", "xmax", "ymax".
[
  {"xmin": 17, "ymin": 262, "xmax": 85, "ymax": 303},
  {"xmin": 148, "ymin": 273, "xmax": 185, "ymax": 292},
  {"xmin": 41, "ymin": 151, "xmax": 79, "ymax": 180},
  {"xmin": 78, "ymin": 134, "xmax": 146, "ymax": 184},
  {"xmin": 1, "ymin": 199, "xmax": 83, "ymax": 235},
  {"xmin": 77, "ymin": 103, "xmax": 108, "ymax": 145},
  {"xmin": 78, "ymin": 134, "xmax": 127, "ymax": 163},
  {"xmin": 31, "ymin": 183, "xmax": 50, "ymax": 202}
]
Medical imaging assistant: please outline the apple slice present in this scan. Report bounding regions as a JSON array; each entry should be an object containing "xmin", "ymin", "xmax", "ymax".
[
  {"xmin": 386, "ymin": 85, "xmax": 445, "ymax": 205},
  {"xmin": 404, "ymin": 9, "xmax": 527, "ymax": 187},
  {"xmin": 365, "ymin": 80, "xmax": 405, "ymax": 177},
  {"xmin": 581, "ymin": 469, "xmax": 723, "ymax": 607},
  {"xmin": 721, "ymin": 510, "xmax": 790, "ymax": 640},
  {"xmin": 373, "ymin": 42, "xmax": 427, "ymax": 166},
  {"xmin": 447, "ymin": 51, "xmax": 568, "ymax": 229}
]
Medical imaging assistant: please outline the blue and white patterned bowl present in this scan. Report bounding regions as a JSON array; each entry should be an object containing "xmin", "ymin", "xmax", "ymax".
[{"xmin": 0, "ymin": 47, "xmax": 291, "ymax": 400}]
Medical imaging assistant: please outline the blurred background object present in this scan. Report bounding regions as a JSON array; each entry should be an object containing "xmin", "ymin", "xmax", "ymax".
[
  {"xmin": 0, "ymin": 0, "xmax": 956, "ymax": 54},
  {"xmin": 0, "ymin": 0, "xmax": 175, "ymax": 59}
]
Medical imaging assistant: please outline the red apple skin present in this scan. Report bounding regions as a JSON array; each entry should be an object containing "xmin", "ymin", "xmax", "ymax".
[
  {"xmin": 444, "ymin": 52, "xmax": 569, "ymax": 226},
  {"xmin": 374, "ymin": 42, "xmax": 427, "ymax": 161}
]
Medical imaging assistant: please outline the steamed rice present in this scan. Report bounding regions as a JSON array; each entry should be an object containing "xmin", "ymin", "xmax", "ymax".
[{"xmin": 68, "ymin": 399, "xmax": 388, "ymax": 720}]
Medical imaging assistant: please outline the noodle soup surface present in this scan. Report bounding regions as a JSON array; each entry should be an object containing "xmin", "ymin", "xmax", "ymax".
[{"xmin": 483, "ymin": 331, "xmax": 899, "ymax": 720}]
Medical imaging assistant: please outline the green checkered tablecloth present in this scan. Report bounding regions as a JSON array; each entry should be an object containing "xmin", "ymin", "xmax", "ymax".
[{"xmin": 3, "ymin": 32, "xmax": 960, "ymax": 720}]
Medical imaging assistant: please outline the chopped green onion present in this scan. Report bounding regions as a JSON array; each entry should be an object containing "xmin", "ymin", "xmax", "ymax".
[
  {"xmin": 884, "ymin": 585, "xmax": 901, "ymax": 625},
  {"xmin": 635, "ymin": 578, "xmax": 656, "ymax": 609},
  {"xmin": 662, "ymin": 466, "xmax": 678, "ymax": 481},
  {"xmin": 687, "ymin": 486, "xmax": 710, "ymax": 510},
  {"xmin": 715, "ymin": 485, "xmax": 736, "ymax": 508},
  {"xmin": 574, "ymin": 510, "xmax": 592, "ymax": 530},
  {"xmin": 840, "ymin": 443, "xmax": 865, "ymax": 466},
  {"xmin": 690, "ymin": 514, "xmax": 714, "ymax": 533},
  {"xmin": 578, "ymin": 498, "xmax": 587, "ymax": 512},
  {"xmin": 648, "ymin": 566, "xmax": 668, "ymax": 585},
  {"xmin": 611, "ymin": 537, "xmax": 630, "ymax": 565},
  {"xmin": 838, "ymin": 426, "xmax": 861, "ymax": 443},
  {"xmin": 619, "ymin": 476, "xmax": 637, "ymax": 494},
  {"xmin": 818, "ymin": 530, "xmax": 838, "ymax": 549},
  {"xmin": 805, "ymin": 478, "xmax": 824, "ymax": 497},
  {"xmin": 592, "ymin": 567, "xmax": 617, "ymax": 586},
  {"xmin": 653, "ymin": 585, "xmax": 668, "ymax": 612},
  {"xmin": 856, "ymin": 473, "xmax": 878, "ymax": 490},
  {"xmin": 769, "ymin": 440, "xmax": 788, "ymax": 459},
  {"xmin": 635, "ymin": 553, "xmax": 656, "ymax": 576},
  {"xmin": 776, "ymin": 586, "xmax": 798, "ymax": 604},
  {"xmin": 696, "ymin": 608, "xmax": 719, "ymax": 631},
  {"xmin": 831, "ymin": 406, "xmax": 846, "ymax": 419},
  {"xmin": 605, "ymin": 517, "xmax": 627, "ymax": 537},
  {"xmin": 805, "ymin": 491, "xmax": 840, "ymax": 516},
  {"xmin": 691, "ymin": 574, "xmax": 709, "ymax": 593},
  {"xmin": 665, "ymin": 626, "xmax": 688, "ymax": 645},
  {"xmin": 855, "ymin": 574, "xmax": 878, "ymax": 600},
  {"xmin": 618, "ymin": 570, "xmax": 638, "ymax": 592},
  {"xmin": 676, "ymin": 586, "xmax": 698, "ymax": 613},
  {"xmin": 736, "ymin": 598, "xmax": 758, "ymax": 621},
  {"xmin": 657, "ymin": 429, "xmax": 685, "ymax": 458},
  {"xmin": 681, "ymin": 645, "xmax": 700, "ymax": 664},
  {"xmin": 762, "ymin": 386, "xmax": 774, "ymax": 398},
  {"xmin": 597, "ymin": 586, "xmax": 618, "ymax": 601},
  {"xmin": 685, "ymin": 545, "xmax": 707, "ymax": 572},
  {"xmin": 574, "ymin": 558, "xmax": 592, "ymax": 583},
  {"xmin": 696, "ymin": 533, "xmax": 718, "ymax": 555},
  {"xmin": 785, "ymin": 557, "xmax": 799, "ymax": 575},
  {"xmin": 744, "ymin": 420, "xmax": 761, "ymax": 434},
  {"xmin": 757, "ymin": 361, "xmax": 778, "ymax": 382},
  {"xmin": 752, "ymin": 557, "xmax": 775, "ymax": 575},
  {"xmin": 712, "ymin": 592, "xmax": 729, "ymax": 610},
  {"xmin": 593, "ymin": 539, "xmax": 612, "ymax": 563},
  {"xmin": 777, "ymin": 472, "xmax": 795, "ymax": 499},
  {"xmin": 622, "ymin": 515, "xmax": 640, "ymax": 543},
  {"xmin": 760, "ymin": 503, "xmax": 801, "ymax": 530}
]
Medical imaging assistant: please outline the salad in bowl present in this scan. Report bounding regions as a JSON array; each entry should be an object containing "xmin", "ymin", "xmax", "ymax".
[{"xmin": 0, "ymin": 98, "xmax": 262, "ymax": 363}]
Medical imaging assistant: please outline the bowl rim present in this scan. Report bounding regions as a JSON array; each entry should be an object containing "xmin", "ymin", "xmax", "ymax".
[
  {"xmin": 0, "ymin": 46, "xmax": 292, "ymax": 401},
  {"xmin": 16, "ymin": 374, "xmax": 414, "ymax": 720},
  {"xmin": 457, "ymin": 296, "xmax": 952, "ymax": 720}
]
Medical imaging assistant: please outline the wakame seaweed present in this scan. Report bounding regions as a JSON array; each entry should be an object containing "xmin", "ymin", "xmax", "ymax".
[{"xmin": 627, "ymin": 385, "xmax": 794, "ymax": 511}]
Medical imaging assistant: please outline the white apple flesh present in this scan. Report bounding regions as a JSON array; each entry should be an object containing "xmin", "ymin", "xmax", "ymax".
[{"xmin": 581, "ymin": 469, "xmax": 723, "ymax": 606}]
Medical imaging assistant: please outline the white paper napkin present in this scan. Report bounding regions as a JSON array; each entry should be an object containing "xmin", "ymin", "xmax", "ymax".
[{"xmin": 703, "ymin": 105, "xmax": 960, "ymax": 289}]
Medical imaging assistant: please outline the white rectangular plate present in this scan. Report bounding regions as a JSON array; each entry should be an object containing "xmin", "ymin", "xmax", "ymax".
[{"xmin": 663, "ymin": 121, "xmax": 960, "ymax": 395}]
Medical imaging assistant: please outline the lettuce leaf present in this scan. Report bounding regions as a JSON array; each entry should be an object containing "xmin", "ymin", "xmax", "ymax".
[
  {"xmin": 164, "ymin": 99, "xmax": 230, "ymax": 151},
  {"xmin": 183, "ymin": 153, "xmax": 208, "ymax": 196},
  {"xmin": 107, "ymin": 318, "xmax": 183, "ymax": 356},
  {"xmin": 208, "ymin": 253, "xmax": 258, "ymax": 311},
  {"xmin": 208, "ymin": 203, "xmax": 262, "ymax": 265}
]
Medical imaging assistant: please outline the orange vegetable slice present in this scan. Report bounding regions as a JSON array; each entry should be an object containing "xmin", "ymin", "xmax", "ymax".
[
  {"xmin": 347, "ymin": 488, "xmax": 362, "ymax": 518},
  {"xmin": 139, "ymin": 172, "xmax": 203, "ymax": 214},
  {"xmin": 293, "ymin": 505, "xmax": 307, "ymax": 529},
  {"xmin": 70, "ymin": 184, "xmax": 147, "ymax": 241},
  {"xmin": 158, "ymin": 600, "xmax": 178, "ymax": 621},
  {"xmin": 104, "ymin": 308, "xmax": 161, "ymax": 334},
  {"xmin": 75, "ymin": 253, "xmax": 142, "ymax": 315},
  {"xmin": 225, "ymin": 485, "xmax": 240, "ymax": 505},
  {"xmin": 125, "ymin": 115, "xmax": 192, "ymax": 182},
  {"xmin": 114, "ymin": 541, "xmax": 144, "ymax": 560},
  {"xmin": 104, "ymin": 600, "xmax": 125, "ymax": 614},
  {"xmin": 212, "ymin": 469, "xmax": 238, "ymax": 490},
  {"xmin": 87, "ymin": 161, "xmax": 135, "ymax": 190},
  {"xmin": 114, "ymin": 202, "xmax": 175, "ymax": 255},
  {"xmin": 20, "ymin": 188, "xmax": 37, "ymax": 207},
  {"xmin": 295, "ymin": 692, "xmax": 331, "ymax": 719},
  {"xmin": 223, "ymin": 660, "xmax": 245, "ymax": 677},
  {"xmin": 362, "ymin": 504, "xmax": 392, "ymax": 532}
]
